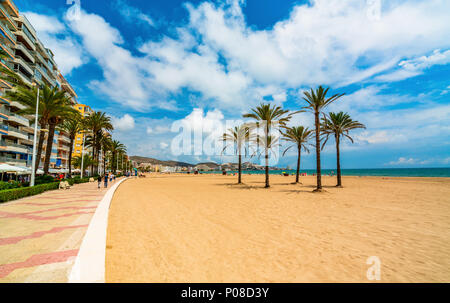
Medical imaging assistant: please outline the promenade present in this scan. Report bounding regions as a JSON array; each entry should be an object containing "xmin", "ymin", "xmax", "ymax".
[{"xmin": 0, "ymin": 180, "xmax": 115, "ymax": 282}]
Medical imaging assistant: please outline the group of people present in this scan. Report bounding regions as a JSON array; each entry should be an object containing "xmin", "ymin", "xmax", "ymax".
[{"xmin": 97, "ymin": 173, "xmax": 116, "ymax": 189}]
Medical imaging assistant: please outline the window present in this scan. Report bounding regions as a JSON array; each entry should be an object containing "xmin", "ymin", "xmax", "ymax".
[{"xmin": 76, "ymin": 144, "xmax": 80, "ymax": 147}]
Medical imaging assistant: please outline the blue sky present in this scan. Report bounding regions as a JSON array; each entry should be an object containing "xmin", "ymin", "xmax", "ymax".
[{"xmin": 18, "ymin": 0, "xmax": 450, "ymax": 168}]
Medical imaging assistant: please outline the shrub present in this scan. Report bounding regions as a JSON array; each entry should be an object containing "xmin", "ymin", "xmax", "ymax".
[
  {"xmin": 0, "ymin": 181, "xmax": 22, "ymax": 191},
  {"xmin": 35, "ymin": 175, "xmax": 56, "ymax": 185},
  {"xmin": 0, "ymin": 182, "xmax": 59, "ymax": 203}
]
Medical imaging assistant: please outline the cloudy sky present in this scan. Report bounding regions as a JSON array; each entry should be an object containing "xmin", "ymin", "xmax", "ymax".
[{"xmin": 19, "ymin": 0, "xmax": 450, "ymax": 168}]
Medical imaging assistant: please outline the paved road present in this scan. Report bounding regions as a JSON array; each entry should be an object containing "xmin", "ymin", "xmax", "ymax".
[{"xmin": 0, "ymin": 180, "xmax": 116, "ymax": 282}]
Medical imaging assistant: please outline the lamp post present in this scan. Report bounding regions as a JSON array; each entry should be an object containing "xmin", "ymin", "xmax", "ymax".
[
  {"xmin": 80, "ymin": 133, "xmax": 85, "ymax": 178},
  {"xmin": 30, "ymin": 84, "xmax": 40, "ymax": 187}
]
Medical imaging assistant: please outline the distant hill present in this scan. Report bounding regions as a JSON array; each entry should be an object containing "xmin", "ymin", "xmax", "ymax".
[{"xmin": 129, "ymin": 156, "xmax": 194, "ymax": 167}]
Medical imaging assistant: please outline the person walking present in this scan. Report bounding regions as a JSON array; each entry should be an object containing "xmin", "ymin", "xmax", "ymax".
[
  {"xmin": 104, "ymin": 174, "xmax": 108, "ymax": 188},
  {"xmin": 97, "ymin": 175, "xmax": 102, "ymax": 189}
]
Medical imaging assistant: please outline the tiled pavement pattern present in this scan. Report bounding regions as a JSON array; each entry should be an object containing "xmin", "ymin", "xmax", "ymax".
[{"xmin": 0, "ymin": 181, "xmax": 114, "ymax": 282}]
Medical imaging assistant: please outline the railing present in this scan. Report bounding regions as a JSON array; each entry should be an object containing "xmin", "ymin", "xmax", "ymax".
[
  {"xmin": 0, "ymin": 139, "xmax": 30, "ymax": 152},
  {"xmin": 17, "ymin": 23, "xmax": 36, "ymax": 45},
  {"xmin": 0, "ymin": 41, "xmax": 14, "ymax": 59},
  {"xmin": 7, "ymin": 110, "xmax": 30, "ymax": 124},
  {"xmin": 0, "ymin": 19, "xmax": 16, "ymax": 43},
  {"xmin": 0, "ymin": 156, "xmax": 27, "ymax": 164},
  {"xmin": 7, "ymin": 125, "xmax": 28, "ymax": 136},
  {"xmin": 15, "ymin": 55, "xmax": 34, "ymax": 75},
  {"xmin": 16, "ymin": 42, "xmax": 35, "ymax": 62},
  {"xmin": 0, "ymin": 3, "xmax": 17, "ymax": 29},
  {"xmin": 13, "ymin": 68, "xmax": 33, "ymax": 85}
]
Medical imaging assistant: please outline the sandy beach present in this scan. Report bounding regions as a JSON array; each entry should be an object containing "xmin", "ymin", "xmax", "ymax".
[{"xmin": 105, "ymin": 174, "xmax": 450, "ymax": 282}]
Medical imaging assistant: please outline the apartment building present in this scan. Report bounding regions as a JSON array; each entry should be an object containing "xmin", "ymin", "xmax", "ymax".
[
  {"xmin": 72, "ymin": 104, "xmax": 92, "ymax": 158},
  {"xmin": 0, "ymin": 0, "xmax": 77, "ymax": 171}
]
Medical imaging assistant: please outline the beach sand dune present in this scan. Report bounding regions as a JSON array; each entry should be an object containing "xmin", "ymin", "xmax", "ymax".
[{"xmin": 105, "ymin": 174, "xmax": 450, "ymax": 282}]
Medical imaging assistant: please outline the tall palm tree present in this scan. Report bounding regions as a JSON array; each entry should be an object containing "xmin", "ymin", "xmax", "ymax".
[
  {"xmin": 243, "ymin": 103, "xmax": 296, "ymax": 188},
  {"xmin": 302, "ymin": 86, "xmax": 345, "ymax": 191},
  {"xmin": 222, "ymin": 124, "xmax": 253, "ymax": 184},
  {"xmin": 282, "ymin": 126, "xmax": 313, "ymax": 183},
  {"xmin": 83, "ymin": 111, "xmax": 113, "ymax": 175},
  {"xmin": 109, "ymin": 140, "xmax": 126, "ymax": 173},
  {"xmin": 321, "ymin": 112, "xmax": 366, "ymax": 187},
  {"xmin": 6, "ymin": 85, "xmax": 74, "ymax": 174},
  {"xmin": 59, "ymin": 113, "xmax": 83, "ymax": 177},
  {"xmin": 42, "ymin": 89, "xmax": 76, "ymax": 175}
]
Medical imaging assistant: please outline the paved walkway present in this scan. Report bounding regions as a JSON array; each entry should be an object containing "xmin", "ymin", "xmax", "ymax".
[{"xmin": 0, "ymin": 180, "xmax": 118, "ymax": 282}]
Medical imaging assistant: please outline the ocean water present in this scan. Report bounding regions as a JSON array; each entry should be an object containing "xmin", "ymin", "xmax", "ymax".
[{"xmin": 199, "ymin": 168, "xmax": 450, "ymax": 177}]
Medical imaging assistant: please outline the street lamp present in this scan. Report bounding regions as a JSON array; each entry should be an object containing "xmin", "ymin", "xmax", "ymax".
[
  {"xmin": 30, "ymin": 83, "xmax": 41, "ymax": 187},
  {"xmin": 80, "ymin": 133, "xmax": 86, "ymax": 178}
]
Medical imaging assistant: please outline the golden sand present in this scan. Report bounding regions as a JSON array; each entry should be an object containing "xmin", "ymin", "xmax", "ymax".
[{"xmin": 105, "ymin": 174, "xmax": 450, "ymax": 282}]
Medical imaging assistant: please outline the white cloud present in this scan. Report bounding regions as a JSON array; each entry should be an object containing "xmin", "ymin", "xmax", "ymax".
[
  {"xmin": 146, "ymin": 125, "xmax": 170, "ymax": 134},
  {"xmin": 160, "ymin": 142, "xmax": 169, "ymax": 149},
  {"xmin": 24, "ymin": 11, "xmax": 86, "ymax": 74},
  {"xmin": 376, "ymin": 49, "xmax": 450, "ymax": 81},
  {"xmin": 114, "ymin": 0, "xmax": 155, "ymax": 27},
  {"xmin": 112, "ymin": 114, "xmax": 135, "ymax": 131},
  {"xmin": 56, "ymin": 0, "xmax": 450, "ymax": 112},
  {"xmin": 388, "ymin": 157, "xmax": 418, "ymax": 165}
]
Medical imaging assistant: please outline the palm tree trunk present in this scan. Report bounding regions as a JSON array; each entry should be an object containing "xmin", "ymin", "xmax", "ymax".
[
  {"xmin": 296, "ymin": 146, "xmax": 301, "ymax": 183},
  {"xmin": 265, "ymin": 148, "xmax": 269, "ymax": 188},
  {"xmin": 314, "ymin": 111, "xmax": 322, "ymax": 191},
  {"xmin": 103, "ymin": 151, "xmax": 106, "ymax": 176},
  {"xmin": 68, "ymin": 138, "xmax": 74, "ymax": 177},
  {"xmin": 336, "ymin": 134, "xmax": 342, "ymax": 187},
  {"xmin": 34, "ymin": 125, "xmax": 46, "ymax": 173},
  {"xmin": 238, "ymin": 154, "xmax": 242, "ymax": 184},
  {"xmin": 43, "ymin": 122, "xmax": 56, "ymax": 175}
]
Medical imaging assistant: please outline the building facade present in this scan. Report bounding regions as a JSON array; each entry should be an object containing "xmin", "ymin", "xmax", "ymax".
[
  {"xmin": 0, "ymin": 0, "xmax": 78, "ymax": 171},
  {"xmin": 72, "ymin": 104, "xmax": 92, "ymax": 158}
]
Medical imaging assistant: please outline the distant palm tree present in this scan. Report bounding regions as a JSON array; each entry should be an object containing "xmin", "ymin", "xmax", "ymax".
[
  {"xmin": 83, "ymin": 111, "xmax": 113, "ymax": 175},
  {"xmin": 99, "ymin": 134, "xmax": 112, "ymax": 175},
  {"xmin": 321, "ymin": 112, "xmax": 366, "ymax": 187},
  {"xmin": 109, "ymin": 140, "xmax": 126, "ymax": 173},
  {"xmin": 59, "ymin": 113, "xmax": 83, "ymax": 177},
  {"xmin": 243, "ymin": 103, "xmax": 296, "ymax": 188},
  {"xmin": 282, "ymin": 126, "xmax": 313, "ymax": 183},
  {"xmin": 72, "ymin": 154, "xmax": 95, "ymax": 172},
  {"xmin": 302, "ymin": 86, "xmax": 345, "ymax": 191},
  {"xmin": 222, "ymin": 124, "xmax": 253, "ymax": 184}
]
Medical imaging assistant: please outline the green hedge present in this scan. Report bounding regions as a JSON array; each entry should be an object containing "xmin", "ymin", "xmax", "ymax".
[
  {"xmin": 0, "ymin": 182, "xmax": 60, "ymax": 203},
  {"xmin": 0, "ymin": 181, "xmax": 22, "ymax": 191},
  {"xmin": 66, "ymin": 176, "xmax": 91, "ymax": 186}
]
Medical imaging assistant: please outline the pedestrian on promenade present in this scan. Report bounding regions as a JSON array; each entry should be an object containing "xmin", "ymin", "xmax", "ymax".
[
  {"xmin": 97, "ymin": 175, "xmax": 102, "ymax": 189},
  {"xmin": 104, "ymin": 174, "xmax": 108, "ymax": 188}
]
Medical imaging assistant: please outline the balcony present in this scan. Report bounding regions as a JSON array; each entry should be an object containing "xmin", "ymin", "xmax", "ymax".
[
  {"xmin": 0, "ymin": 156, "xmax": 27, "ymax": 165},
  {"xmin": 0, "ymin": 19, "xmax": 16, "ymax": 44},
  {"xmin": 3, "ymin": 0, "xmax": 19, "ymax": 18},
  {"xmin": 14, "ymin": 56, "xmax": 34, "ymax": 75},
  {"xmin": 0, "ymin": 41, "xmax": 14, "ymax": 59},
  {"xmin": 15, "ymin": 42, "xmax": 35, "ymax": 63},
  {"xmin": 0, "ymin": 140, "xmax": 30, "ymax": 154},
  {"xmin": 13, "ymin": 68, "xmax": 33, "ymax": 86},
  {"xmin": 6, "ymin": 111, "xmax": 29, "ymax": 127},
  {"xmin": 5, "ymin": 125, "xmax": 28, "ymax": 140},
  {"xmin": 35, "ymin": 64, "xmax": 56, "ymax": 87},
  {"xmin": 0, "ymin": 3, "xmax": 17, "ymax": 30},
  {"xmin": 14, "ymin": 28, "xmax": 36, "ymax": 51}
]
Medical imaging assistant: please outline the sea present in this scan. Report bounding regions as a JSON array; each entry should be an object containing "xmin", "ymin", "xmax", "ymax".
[{"xmin": 199, "ymin": 168, "xmax": 450, "ymax": 177}]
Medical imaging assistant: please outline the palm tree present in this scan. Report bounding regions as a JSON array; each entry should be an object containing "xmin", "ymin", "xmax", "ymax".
[
  {"xmin": 109, "ymin": 140, "xmax": 126, "ymax": 173},
  {"xmin": 222, "ymin": 124, "xmax": 253, "ymax": 184},
  {"xmin": 282, "ymin": 126, "xmax": 313, "ymax": 183},
  {"xmin": 72, "ymin": 154, "xmax": 95, "ymax": 172},
  {"xmin": 42, "ymin": 89, "xmax": 76, "ymax": 175},
  {"xmin": 321, "ymin": 112, "xmax": 366, "ymax": 187},
  {"xmin": 59, "ymin": 113, "xmax": 83, "ymax": 177},
  {"xmin": 83, "ymin": 111, "xmax": 113, "ymax": 175},
  {"xmin": 243, "ymin": 103, "xmax": 296, "ymax": 188},
  {"xmin": 99, "ymin": 134, "xmax": 112, "ymax": 175},
  {"xmin": 6, "ymin": 85, "xmax": 74, "ymax": 174},
  {"xmin": 302, "ymin": 86, "xmax": 345, "ymax": 191}
]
